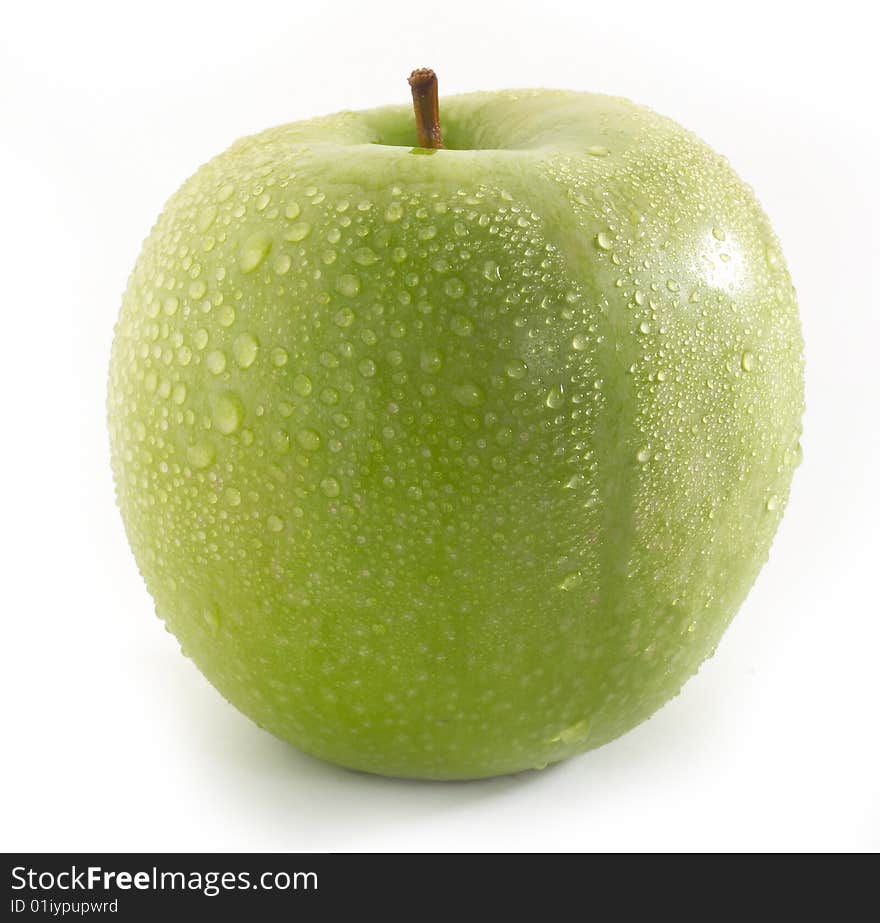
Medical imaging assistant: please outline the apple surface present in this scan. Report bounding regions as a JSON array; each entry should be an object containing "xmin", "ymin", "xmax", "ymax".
[{"xmin": 108, "ymin": 85, "xmax": 803, "ymax": 779}]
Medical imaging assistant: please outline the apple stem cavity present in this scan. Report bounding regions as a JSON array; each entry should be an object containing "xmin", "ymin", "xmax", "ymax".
[{"xmin": 408, "ymin": 68, "xmax": 444, "ymax": 150}]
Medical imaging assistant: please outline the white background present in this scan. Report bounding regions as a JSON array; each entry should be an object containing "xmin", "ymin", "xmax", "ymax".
[{"xmin": 1, "ymin": 0, "xmax": 877, "ymax": 852}]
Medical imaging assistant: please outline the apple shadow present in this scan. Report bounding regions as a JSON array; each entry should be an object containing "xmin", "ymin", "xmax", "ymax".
[
  {"xmin": 192, "ymin": 693, "xmax": 566, "ymax": 848},
  {"xmin": 170, "ymin": 626, "xmax": 735, "ymax": 849}
]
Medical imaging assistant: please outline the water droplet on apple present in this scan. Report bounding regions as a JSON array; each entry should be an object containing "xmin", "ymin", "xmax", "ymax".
[
  {"xmin": 336, "ymin": 274, "xmax": 361, "ymax": 297},
  {"xmin": 272, "ymin": 347, "xmax": 289, "ymax": 367},
  {"xmin": 572, "ymin": 333, "xmax": 589, "ymax": 351},
  {"xmin": 741, "ymin": 351, "xmax": 755, "ymax": 372},
  {"xmin": 198, "ymin": 205, "xmax": 218, "ymax": 232},
  {"xmin": 482, "ymin": 260, "xmax": 501, "ymax": 282},
  {"xmin": 285, "ymin": 222, "xmax": 311, "ymax": 242},
  {"xmin": 239, "ymin": 231, "xmax": 272, "ymax": 273},
  {"xmin": 334, "ymin": 307, "xmax": 355, "ymax": 328},
  {"xmin": 224, "ymin": 487, "xmax": 241, "ymax": 507},
  {"xmin": 232, "ymin": 333, "xmax": 259, "ymax": 369},
  {"xmin": 587, "ymin": 145, "xmax": 609, "ymax": 157},
  {"xmin": 558, "ymin": 571, "xmax": 583, "ymax": 591},
  {"xmin": 296, "ymin": 428, "xmax": 321, "ymax": 451},
  {"xmin": 271, "ymin": 429, "xmax": 291, "ymax": 453},
  {"xmin": 273, "ymin": 254, "xmax": 291, "ymax": 275},
  {"xmin": 213, "ymin": 392, "xmax": 244, "ymax": 434},
  {"xmin": 452, "ymin": 382, "xmax": 485, "ymax": 408},
  {"xmin": 712, "ymin": 226, "xmax": 726, "ymax": 241},
  {"xmin": 267, "ymin": 514, "xmax": 284, "ymax": 533},
  {"xmin": 596, "ymin": 231, "xmax": 613, "ymax": 251},
  {"xmin": 420, "ymin": 349, "xmax": 443, "ymax": 374},
  {"xmin": 321, "ymin": 476, "xmax": 341, "ymax": 498},
  {"xmin": 187, "ymin": 441, "xmax": 215, "ymax": 469},
  {"xmin": 637, "ymin": 447, "xmax": 651, "ymax": 464},
  {"xmin": 545, "ymin": 384, "xmax": 565, "ymax": 409},
  {"xmin": 163, "ymin": 296, "xmax": 179, "ymax": 316},
  {"xmin": 384, "ymin": 202, "xmax": 404, "ymax": 222},
  {"xmin": 293, "ymin": 373, "xmax": 312, "ymax": 396},
  {"xmin": 206, "ymin": 350, "xmax": 227, "ymax": 375},
  {"xmin": 450, "ymin": 314, "xmax": 474, "ymax": 337},
  {"xmin": 766, "ymin": 494, "xmax": 779, "ymax": 511},
  {"xmin": 284, "ymin": 201, "xmax": 301, "ymax": 220},
  {"xmin": 218, "ymin": 304, "xmax": 236, "ymax": 328},
  {"xmin": 352, "ymin": 247, "xmax": 378, "ymax": 266},
  {"xmin": 202, "ymin": 604, "xmax": 221, "ymax": 633},
  {"xmin": 444, "ymin": 278, "xmax": 466, "ymax": 299},
  {"xmin": 505, "ymin": 358, "xmax": 527, "ymax": 379},
  {"xmin": 189, "ymin": 279, "xmax": 207, "ymax": 299},
  {"xmin": 666, "ymin": 279, "xmax": 680, "ymax": 292},
  {"xmin": 554, "ymin": 718, "xmax": 590, "ymax": 744}
]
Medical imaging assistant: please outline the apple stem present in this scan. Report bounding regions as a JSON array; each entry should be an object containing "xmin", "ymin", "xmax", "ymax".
[{"xmin": 408, "ymin": 68, "xmax": 444, "ymax": 149}]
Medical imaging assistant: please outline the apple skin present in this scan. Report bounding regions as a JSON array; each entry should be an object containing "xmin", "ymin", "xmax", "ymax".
[{"xmin": 108, "ymin": 90, "xmax": 803, "ymax": 779}]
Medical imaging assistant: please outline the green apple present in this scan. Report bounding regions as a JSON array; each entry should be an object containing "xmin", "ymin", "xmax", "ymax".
[{"xmin": 108, "ymin": 75, "xmax": 803, "ymax": 780}]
